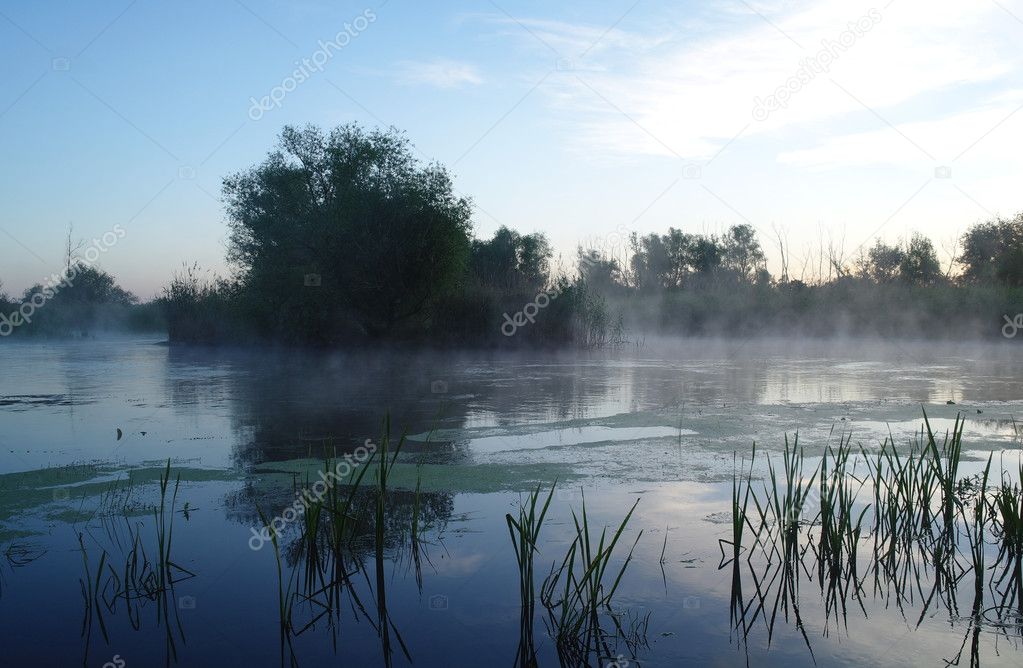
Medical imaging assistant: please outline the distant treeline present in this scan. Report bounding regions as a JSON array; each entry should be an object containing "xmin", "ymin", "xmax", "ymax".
[
  {"xmin": 3, "ymin": 123, "xmax": 1021, "ymax": 344},
  {"xmin": 0, "ymin": 262, "xmax": 162, "ymax": 339},
  {"xmin": 583, "ymin": 212, "xmax": 1023, "ymax": 340}
]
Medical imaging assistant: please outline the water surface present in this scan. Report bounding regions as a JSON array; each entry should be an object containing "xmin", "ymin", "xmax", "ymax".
[{"xmin": 1, "ymin": 337, "xmax": 1021, "ymax": 666}]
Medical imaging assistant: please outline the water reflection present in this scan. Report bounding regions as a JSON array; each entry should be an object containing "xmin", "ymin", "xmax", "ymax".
[{"xmin": 3, "ymin": 338, "xmax": 1023, "ymax": 475}]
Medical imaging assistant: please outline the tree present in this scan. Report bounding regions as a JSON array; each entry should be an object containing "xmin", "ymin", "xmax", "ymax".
[
  {"xmin": 223, "ymin": 124, "xmax": 473, "ymax": 341},
  {"xmin": 721, "ymin": 224, "xmax": 766, "ymax": 282},
  {"xmin": 685, "ymin": 235, "xmax": 723, "ymax": 276},
  {"xmin": 577, "ymin": 247, "xmax": 624, "ymax": 293},
  {"xmin": 470, "ymin": 226, "xmax": 551, "ymax": 290},
  {"xmin": 46, "ymin": 263, "xmax": 137, "ymax": 305},
  {"xmin": 629, "ymin": 231, "xmax": 673, "ymax": 290},
  {"xmin": 898, "ymin": 233, "xmax": 942, "ymax": 286},
  {"xmin": 628, "ymin": 228, "xmax": 695, "ymax": 290},
  {"xmin": 864, "ymin": 240, "xmax": 904, "ymax": 283},
  {"xmin": 629, "ymin": 227, "xmax": 748, "ymax": 289},
  {"xmin": 959, "ymin": 214, "xmax": 1023, "ymax": 286}
]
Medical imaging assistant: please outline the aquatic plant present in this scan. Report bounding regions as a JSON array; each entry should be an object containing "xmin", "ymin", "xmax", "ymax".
[
  {"xmin": 990, "ymin": 461, "xmax": 1023, "ymax": 614},
  {"xmin": 506, "ymin": 480, "xmax": 556, "ymax": 667},
  {"xmin": 373, "ymin": 417, "xmax": 412, "ymax": 668},
  {"xmin": 540, "ymin": 494, "xmax": 642, "ymax": 666},
  {"xmin": 77, "ymin": 461, "xmax": 193, "ymax": 665},
  {"xmin": 726, "ymin": 410, "xmax": 1023, "ymax": 656},
  {"xmin": 720, "ymin": 445, "xmax": 757, "ymax": 567},
  {"xmin": 257, "ymin": 505, "xmax": 299, "ymax": 666}
]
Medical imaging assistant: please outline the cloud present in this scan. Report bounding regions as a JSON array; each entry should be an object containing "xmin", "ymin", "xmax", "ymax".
[
  {"xmin": 396, "ymin": 58, "xmax": 484, "ymax": 89},
  {"xmin": 480, "ymin": 14, "xmax": 671, "ymax": 59},
  {"xmin": 778, "ymin": 91, "xmax": 1023, "ymax": 169},
  {"xmin": 488, "ymin": 0, "xmax": 1023, "ymax": 162}
]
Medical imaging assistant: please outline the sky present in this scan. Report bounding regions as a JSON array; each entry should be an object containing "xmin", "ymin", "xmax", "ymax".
[{"xmin": 1, "ymin": 0, "xmax": 1022, "ymax": 298}]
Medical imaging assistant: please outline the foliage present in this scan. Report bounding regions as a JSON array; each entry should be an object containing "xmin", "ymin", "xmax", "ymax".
[
  {"xmin": 222, "ymin": 124, "xmax": 473, "ymax": 342},
  {"xmin": 470, "ymin": 226, "xmax": 551, "ymax": 291},
  {"xmin": 960, "ymin": 213, "xmax": 1023, "ymax": 287},
  {"xmin": 0, "ymin": 262, "xmax": 160, "ymax": 338},
  {"xmin": 145, "ymin": 122, "xmax": 1023, "ymax": 346}
]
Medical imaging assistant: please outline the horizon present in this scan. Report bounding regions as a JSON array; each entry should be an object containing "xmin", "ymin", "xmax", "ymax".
[{"xmin": 3, "ymin": 0, "xmax": 1023, "ymax": 298}]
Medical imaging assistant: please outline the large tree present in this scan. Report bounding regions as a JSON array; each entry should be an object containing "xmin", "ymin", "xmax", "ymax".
[
  {"xmin": 721, "ymin": 224, "xmax": 766, "ymax": 281},
  {"xmin": 898, "ymin": 233, "xmax": 942, "ymax": 286},
  {"xmin": 959, "ymin": 214, "xmax": 1023, "ymax": 286},
  {"xmin": 470, "ymin": 226, "xmax": 552, "ymax": 290},
  {"xmin": 863, "ymin": 240, "xmax": 904, "ymax": 283},
  {"xmin": 223, "ymin": 124, "xmax": 473, "ymax": 340}
]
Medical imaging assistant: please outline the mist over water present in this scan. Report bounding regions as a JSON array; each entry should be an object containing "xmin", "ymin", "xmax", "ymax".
[
  {"xmin": 0, "ymin": 336, "xmax": 1020, "ymax": 665},
  {"xmin": 2, "ymin": 6, "xmax": 1022, "ymax": 663},
  {"xmin": 3, "ymin": 336, "xmax": 1019, "ymax": 475}
]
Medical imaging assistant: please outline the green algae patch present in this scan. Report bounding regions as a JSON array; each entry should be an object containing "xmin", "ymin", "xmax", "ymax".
[
  {"xmin": 253, "ymin": 458, "xmax": 582, "ymax": 494},
  {"xmin": 0, "ymin": 462, "xmax": 241, "ymax": 531}
]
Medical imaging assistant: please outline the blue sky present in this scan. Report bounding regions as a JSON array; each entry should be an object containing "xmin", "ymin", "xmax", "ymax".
[{"xmin": 2, "ymin": 0, "xmax": 1022, "ymax": 297}]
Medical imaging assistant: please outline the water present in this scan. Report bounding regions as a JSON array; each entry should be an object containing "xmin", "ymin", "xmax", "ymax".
[{"xmin": 0, "ymin": 337, "xmax": 1021, "ymax": 666}]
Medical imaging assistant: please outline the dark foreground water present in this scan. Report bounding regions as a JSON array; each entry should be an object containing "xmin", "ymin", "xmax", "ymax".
[{"xmin": 0, "ymin": 337, "xmax": 1021, "ymax": 667}]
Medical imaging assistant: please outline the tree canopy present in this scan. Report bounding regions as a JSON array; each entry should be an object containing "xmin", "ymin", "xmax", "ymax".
[
  {"xmin": 959, "ymin": 214, "xmax": 1023, "ymax": 287},
  {"xmin": 224, "ymin": 124, "xmax": 473, "ymax": 341}
]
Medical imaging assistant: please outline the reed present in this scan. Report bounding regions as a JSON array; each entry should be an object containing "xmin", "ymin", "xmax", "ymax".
[
  {"xmin": 763, "ymin": 434, "xmax": 818, "ymax": 555},
  {"xmin": 540, "ymin": 494, "xmax": 642, "ymax": 665},
  {"xmin": 506, "ymin": 480, "xmax": 556, "ymax": 667},
  {"xmin": 76, "ymin": 461, "xmax": 194, "ymax": 665},
  {"xmin": 990, "ymin": 461, "xmax": 1023, "ymax": 614},
  {"xmin": 721, "ymin": 445, "xmax": 756, "ymax": 566},
  {"xmin": 923, "ymin": 409, "xmax": 965, "ymax": 535},
  {"xmin": 725, "ymin": 409, "xmax": 1023, "ymax": 652},
  {"xmin": 964, "ymin": 455, "xmax": 993, "ymax": 613},
  {"xmin": 373, "ymin": 417, "xmax": 411, "ymax": 667},
  {"xmin": 817, "ymin": 434, "xmax": 868, "ymax": 576}
]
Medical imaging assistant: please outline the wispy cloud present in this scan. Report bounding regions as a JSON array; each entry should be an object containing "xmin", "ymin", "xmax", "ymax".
[
  {"xmin": 486, "ymin": 0, "xmax": 1023, "ymax": 163},
  {"xmin": 396, "ymin": 58, "xmax": 484, "ymax": 89},
  {"xmin": 779, "ymin": 91, "xmax": 1023, "ymax": 169}
]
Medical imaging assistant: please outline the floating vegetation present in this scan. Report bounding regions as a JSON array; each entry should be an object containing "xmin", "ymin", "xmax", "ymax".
[{"xmin": 726, "ymin": 410, "xmax": 1023, "ymax": 661}]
